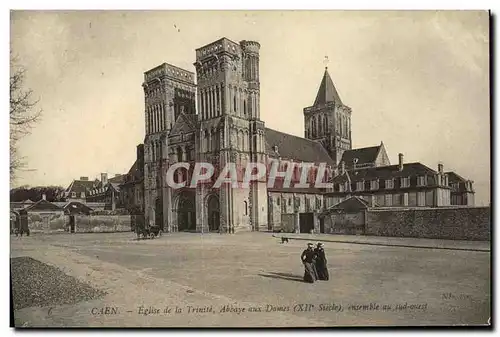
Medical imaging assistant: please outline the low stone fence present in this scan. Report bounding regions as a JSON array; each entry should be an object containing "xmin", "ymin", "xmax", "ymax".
[
  {"xmin": 73, "ymin": 215, "xmax": 132, "ymax": 233},
  {"xmin": 365, "ymin": 207, "xmax": 490, "ymax": 241},
  {"xmin": 26, "ymin": 212, "xmax": 66, "ymax": 233}
]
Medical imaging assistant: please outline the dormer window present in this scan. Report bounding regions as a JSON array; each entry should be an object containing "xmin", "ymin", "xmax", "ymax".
[
  {"xmin": 385, "ymin": 179, "xmax": 394, "ymax": 189},
  {"xmin": 400, "ymin": 177, "xmax": 410, "ymax": 188}
]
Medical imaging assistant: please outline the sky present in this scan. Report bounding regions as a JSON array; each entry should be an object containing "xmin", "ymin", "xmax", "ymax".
[{"xmin": 10, "ymin": 10, "xmax": 490, "ymax": 205}]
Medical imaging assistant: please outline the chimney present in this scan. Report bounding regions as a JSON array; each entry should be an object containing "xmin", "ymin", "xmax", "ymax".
[
  {"xmin": 340, "ymin": 161, "xmax": 345, "ymax": 175},
  {"xmin": 438, "ymin": 163, "xmax": 443, "ymax": 174},
  {"xmin": 101, "ymin": 172, "xmax": 108, "ymax": 185},
  {"xmin": 42, "ymin": 193, "xmax": 46, "ymax": 201},
  {"xmin": 80, "ymin": 176, "xmax": 89, "ymax": 181},
  {"xmin": 398, "ymin": 153, "xmax": 404, "ymax": 171}
]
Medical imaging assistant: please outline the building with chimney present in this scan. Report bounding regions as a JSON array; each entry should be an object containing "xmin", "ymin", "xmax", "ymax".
[
  {"xmin": 86, "ymin": 173, "xmax": 126, "ymax": 210},
  {"xmin": 127, "ymin": 37, "xmax": 475, "ymax": 234},
  {"xmin": 63, "ymin": 176, "xmax": 97, "ymax": 202},
  {"xmin": 447, "ymin": 171, "xmax": 475, "ymax": 206},
  {"xmin": 326, "ymin": 154, "xmax": 452, "ymax": 208}
]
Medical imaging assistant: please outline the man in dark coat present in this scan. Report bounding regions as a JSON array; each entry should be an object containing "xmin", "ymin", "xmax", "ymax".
[
  {"xmin": 301, "ymin": 243, "xmax": 318, "ymax": 283},
  {"xmin": 314, "ymin": 242, "xmax": 329, "ymax": 281}
]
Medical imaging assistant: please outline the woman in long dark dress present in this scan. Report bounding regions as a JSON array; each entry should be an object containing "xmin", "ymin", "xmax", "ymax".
[
  {"xmin": 314, "ymin": 242, "xmax": 329, "ymax": 281},
  {"xmin": 301, "ymin": 243, "xmax": 318, "ymax": 283}
]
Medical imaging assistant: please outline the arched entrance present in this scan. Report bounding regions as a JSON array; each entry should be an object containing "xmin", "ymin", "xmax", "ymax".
[
  {"xmin": 207, "ymin": 195, "xmax": 220, "ymax": 232},
  {"xmin": 177, "ymin": 191, "xmax": 196, "ymax": 231}
]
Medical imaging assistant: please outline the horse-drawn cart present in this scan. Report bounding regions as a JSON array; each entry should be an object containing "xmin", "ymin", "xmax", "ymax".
[{"xmin": 135, "ymin": 222, "xmax": 162, "ymax": 239}]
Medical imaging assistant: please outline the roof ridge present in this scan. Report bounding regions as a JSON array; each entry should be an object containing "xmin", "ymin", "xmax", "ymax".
[
  {"xmin": 351, "ymin": 162, "xmax": 429, "ymax": 168},
  {"xmin": 265, "ymin": 127, "xmax": 324, "ymax": 146},
  {"xmin": 347, "ymin": 145, "xmax": 381, "ymax": 151}
]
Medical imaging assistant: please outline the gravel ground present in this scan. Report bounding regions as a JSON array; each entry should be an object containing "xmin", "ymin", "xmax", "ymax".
[{"xmin": 10, "ymin": 256, "xmax": 106, "ymax": 310}]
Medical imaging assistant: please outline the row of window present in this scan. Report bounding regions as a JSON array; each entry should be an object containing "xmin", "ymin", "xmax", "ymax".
[
  {"xmin": 330, "ymin": 192, "xmax": 430, "ymax": 208},
  {"xmin": 276, "ymin": 196, "xmax": 322, "ymax": 209},
  {"xmin": 69, "ymin": 188, "xmax": 108, "ymax": 198},
  {"xmin": 338, "ymin": 176, "xmax": 427, "ymax": 192},
  {"xmin": 69, "ymin": 192, "xmax": 85, "ymax": 198},
  {"xmin": 89, "ymin": 187, "xmax": 107, "ymax": 196}
]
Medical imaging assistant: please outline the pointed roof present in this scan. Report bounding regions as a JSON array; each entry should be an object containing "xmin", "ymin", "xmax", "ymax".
[
  {"xmin": 24, "ymin": 199, "xmax": 63, "ymax": 212},
  {"xmin": 63, "ymin": 201, "xmax": 93, "ymax": 215},
  {"xmin": 325, "ymin": 196, "xmax": 370, "ymax": 212},
  {"xmin": 313, "ymin": 67, "xmax": 343, "ymax": 106},
  {"xmin": 169, "ymin": 112, "xmax": 197, "ymax": 136},
  {"xmin": 340, "ymin": 145, "xmax": 382, "ymax": 167}
]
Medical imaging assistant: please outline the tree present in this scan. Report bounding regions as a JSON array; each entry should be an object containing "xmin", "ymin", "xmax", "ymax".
[
  {"xmin": 10, "ymin": 53, "xmax": 41, "ymax": 181},
  {"xmin": 10, "ymin": 185, "xmax": 66, "ymax": 202}
]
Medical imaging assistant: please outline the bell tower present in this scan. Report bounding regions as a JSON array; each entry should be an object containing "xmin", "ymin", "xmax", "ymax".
[
  {"xmin": 142, "ymin": 63, "xmax": 196, "ymax": 231},
  {"xmin": 193, "ymin": 37, "xmax": 267, "ymax": 233},
  {"xmin": 303, "ymin": 66, "xmax": 352, "ymax": 165}
]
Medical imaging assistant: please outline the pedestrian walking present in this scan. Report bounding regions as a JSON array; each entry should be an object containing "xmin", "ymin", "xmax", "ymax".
[
  {"xmin": 301, "ymin": 243, "xmax": 318, "ymax": 283},
  {"xmin": 314, "ymin": 242, "xmax": 329, "ymax": 281}
]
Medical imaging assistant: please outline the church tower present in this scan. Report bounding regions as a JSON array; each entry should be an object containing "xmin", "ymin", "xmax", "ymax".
[
  {"xmin": 303, "ymin": 67, "xmax": 352, "ymax": 165},
  {"xmin": 142, "ymin": 63, "xmax": 196, "ymax": 231},
  {"xmin": 193, "ymin": 37, "xmax": 267, "ymax": 233}
]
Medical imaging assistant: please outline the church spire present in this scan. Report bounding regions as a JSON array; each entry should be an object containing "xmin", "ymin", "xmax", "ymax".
[{"xmin": 313, "ymin": 67, "xmax": 343, "ymax": 106}]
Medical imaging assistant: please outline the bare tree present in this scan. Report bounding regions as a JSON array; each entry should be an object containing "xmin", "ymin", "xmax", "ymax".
[{"xmin": 10, "ymin": 53, "xmax": 41, "ymax": 181}]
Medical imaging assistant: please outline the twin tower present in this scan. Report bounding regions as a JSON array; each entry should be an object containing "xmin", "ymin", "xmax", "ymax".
[{"xmin": 141, "ymin": 38, "xmax": 267, "ymax": 233}]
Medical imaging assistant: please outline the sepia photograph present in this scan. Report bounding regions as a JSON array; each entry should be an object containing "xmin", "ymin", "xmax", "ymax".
[{"xmin": 8, "ymin": 10, "xmax": 491, "ymax": 328}]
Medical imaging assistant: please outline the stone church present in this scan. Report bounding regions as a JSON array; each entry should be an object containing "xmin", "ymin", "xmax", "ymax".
[{"xmin": 125, "ymin": 36, "xmax": 474, "ymax": 234}]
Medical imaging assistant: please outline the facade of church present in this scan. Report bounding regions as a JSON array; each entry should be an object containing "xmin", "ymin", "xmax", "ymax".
[{"xmin": 121, "ymin": 36, "xmax": 475, "ymax": 234}]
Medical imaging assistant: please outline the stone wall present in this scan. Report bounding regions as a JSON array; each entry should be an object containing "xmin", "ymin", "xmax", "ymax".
[
  {"xmin": 365, "ymin": 207, "xmax": 490, "ymax": 241},
  {"xmin": 73, "ymin": 215, "xmax": 132, "ymax": 233},
  {"xmin": 323, "ymin": 211, "xmax": 365, "ymax": 235},
  {"xmin": 281, "ymin": 213, "xmax": 296, "ymax": 233},
  {"xmin": 131, "ymin": 214, "xmax": 144, "ymax": 232},
  {"xmin": 27, "ymin": 212, "xmax": 66, "ymax": 233}
]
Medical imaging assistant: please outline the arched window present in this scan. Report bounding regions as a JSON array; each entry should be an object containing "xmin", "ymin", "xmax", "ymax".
[
  {"xmin": 233, "ymin": 92, "xmax": 237, "ymax": 112},
  {"xmin": 156, "ymin": 141, "xmax": 161, "ymax": 160},
  {"xmin": 212, "ymin": 129, "xmax": 219, "ymax": 150},
  {"xmin": 243, "ymin": 100, "xmax": 247, "ymax": 116},
  {"xmin": 244, "ymin": 201, "xmax": 248, "ymax": 215},
  {"xmin": 204, "ymin": 130, "xmax": 209, "ymax": 152},
  {"xmin": 243, "ymin": 130, "xmax": 249, "ymax": 151},
  {"xmin": 177, "ymin": 147, "xmax": 183, "ymax": 162}
]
